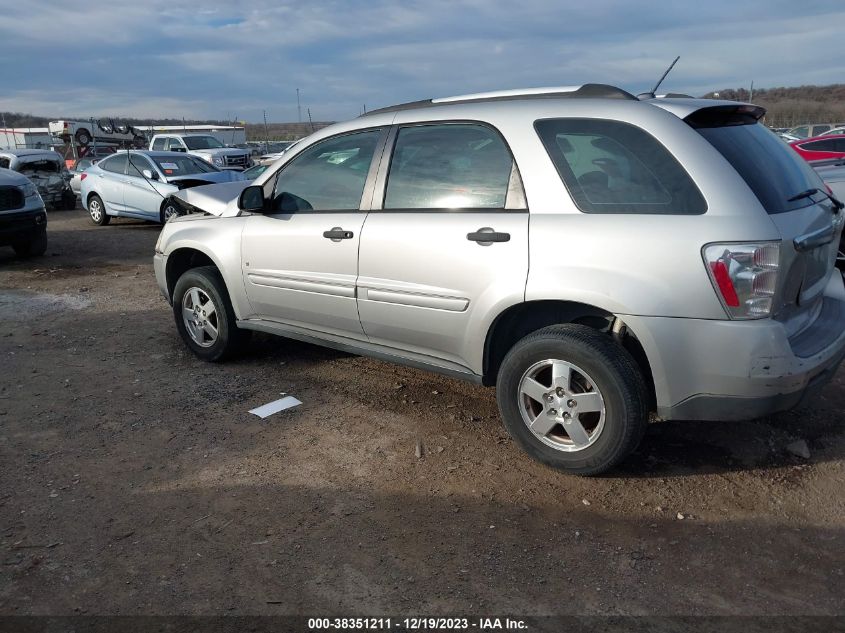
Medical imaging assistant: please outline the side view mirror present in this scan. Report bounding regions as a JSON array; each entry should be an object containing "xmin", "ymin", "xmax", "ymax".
[
  {"xmin": 142, "ymin": 169, "xmax": 159, "ymax": 181},
  {"xmin": 238, "ymin": 185, "xmax": 265, "ymax": 212}
]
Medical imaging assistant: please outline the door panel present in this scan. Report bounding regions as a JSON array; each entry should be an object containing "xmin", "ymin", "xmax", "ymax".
[
  {"xmin": 356, "ymin": 122, "xmax": 529, "ymax": 372},
  {"xmin": 240, "ymin": 128, "xmax": 386, "ymax": 338},
  {"xmin": 357, "ymin": 212, "xmax": 527, "ymax": 369},
  {"xmin": 241, "ymin": 212, "xmax": 367, "ymax": 336}
]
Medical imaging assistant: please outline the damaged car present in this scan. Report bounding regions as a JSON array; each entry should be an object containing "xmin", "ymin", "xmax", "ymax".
[
  {"xmin": 80, "ymin": 150, "xmax": 247, "ymax": 226},
  {"xmin": 0, "ymin": 150, "xmax": 76, "ymax": 210}
]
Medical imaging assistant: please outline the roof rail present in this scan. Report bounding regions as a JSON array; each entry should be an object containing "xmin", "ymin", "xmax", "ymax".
[{"xmin": 362, "ymin": 83, "xmax": 637, "ymax": 117}]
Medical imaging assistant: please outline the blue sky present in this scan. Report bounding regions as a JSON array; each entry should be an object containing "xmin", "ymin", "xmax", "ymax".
[{"xmin": 1, "ymin": 0, "xmax": 843, "ymax": 123}]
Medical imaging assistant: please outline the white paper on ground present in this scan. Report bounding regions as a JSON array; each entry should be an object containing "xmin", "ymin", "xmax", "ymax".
[{"xmin": 249, "ymin": 395, "xmax": 302, "ymax": 418}]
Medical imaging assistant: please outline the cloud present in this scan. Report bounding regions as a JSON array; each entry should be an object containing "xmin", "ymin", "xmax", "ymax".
[{"xmin": 1, "ymin": 0, "xmax": 843, "ymax": 122}]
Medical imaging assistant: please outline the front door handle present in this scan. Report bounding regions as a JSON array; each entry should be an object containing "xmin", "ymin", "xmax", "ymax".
[
  {"xmin": 467, "ymin": 227, "xmax": 510, "ymax": 244},
  {"xmin": 323, "ymin": 227, "xmax": 354, "ymax": 241}
]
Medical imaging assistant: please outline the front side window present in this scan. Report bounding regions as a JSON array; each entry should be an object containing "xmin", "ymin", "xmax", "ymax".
[
  {"xmin": 792, "ymin": 126, "xmax": 809, "ymax": 138},
  {"xmin": 812, "ymin": 125, "xmax": 831, "ymax": 136},
  {"xmin": 535, "ymin": 118, "xmax": 707, "ymax": 215},
  {"xmin": 164, "ymin": 138, "xmax": 184, "ymax": 151},
  {"xmin": 271, "ymin": 129, "xmax": 381, "ymax": 212},
  {"xmin": 152, "ymin": 138, "xmax": 166, "ymax": 150},
  {"xmin": 384, "ymin": 124, "xmax": 512, "ymax": 210},
  {"xmin": 127, "ymin": 154, "xmax": 153, "ymax": 177},
  {"xmin": 99, "ymin": 154, "xmax": 127, "ymax": 174}
]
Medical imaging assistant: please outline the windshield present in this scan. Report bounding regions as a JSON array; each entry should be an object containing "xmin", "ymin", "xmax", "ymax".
[
  {"xmin": 692, "ymin": 120, "xmax": 826, "ymax": 214},
  {"xmin": 153, "ymin": 155, "xmax": 217, "ymax": 176},
  {"xmin": 183, "ymin": 136, "xmax": 224, "ymax": 150}
]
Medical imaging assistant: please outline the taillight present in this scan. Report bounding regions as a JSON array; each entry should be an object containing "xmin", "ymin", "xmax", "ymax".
[
  {"xmin": 80, "ymin": 173, "xmax": 87, "ymax": 181},
  {"xmin": 703, "ymin": 242, "xmax": 781, "ymax": 319}
]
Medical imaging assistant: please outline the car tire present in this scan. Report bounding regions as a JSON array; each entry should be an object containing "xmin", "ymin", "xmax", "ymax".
[
  {"xmin": 13, "ymin": 228, "xmax": 47, "ymax": 258},
  {"xmin": 496, "ymin": 324, "xmax": 649, "ymax": 476},
  {"xmin": 75, "ymin": 128, "xmax": 91, "ymax": 146},
  {"xmin": 88, "ymin": 194, "xmax": 110, "ymax": 225},
  {"xmin": 837, "ymin": 233, "xmax": 844, "ymax": 274},
  {"xmin": 172, "ymin": 266, "xmax": 250, "ymax": 362},
  {"xmin": 160, "ymin": 199, "xmax": 182, "ymax": 224},
  {"xmin": 60, "ymin": 189, "xmax": 77, "ymax": 210}
]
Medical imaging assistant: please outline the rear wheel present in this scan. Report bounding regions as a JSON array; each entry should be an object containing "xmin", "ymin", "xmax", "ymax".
[
  {"xmin": 496, "ymin": 324, "xmax": 649, "ymax": 475},
  {"xmin": 173, "ymin": 266, "xmax": 250, "ymax": 362},
  {"xmin": 12, "ymin": 228, "xmax": 47, "ymax": 258},
  {"xmin": 837, "ymin": 234, "xmax": 844, "ymax": 274},
  {"xmin": 75, "ymin": 128, "xmax": 91, "ymax": 146},
  {"xmin": 88, "ymin": 194, "xmax": 110, "ymax": 225}
]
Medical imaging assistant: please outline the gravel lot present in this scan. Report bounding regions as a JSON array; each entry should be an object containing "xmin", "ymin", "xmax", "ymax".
[{"xmin": 1, "ymin": 206, "xmax": 844, "ymax": 616}]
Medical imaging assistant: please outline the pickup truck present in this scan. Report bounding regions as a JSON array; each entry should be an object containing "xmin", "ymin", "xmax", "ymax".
[{"xmin": 149, "ymin": 133, "xmax": 252, "ymax": 171}]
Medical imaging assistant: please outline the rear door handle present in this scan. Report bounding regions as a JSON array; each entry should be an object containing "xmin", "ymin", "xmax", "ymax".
[
  {"xmin": 323, "ymin": 227, "xmax": 354, "ymax": 241},
  {"xmin": 467, "ymin": 227, "xmax": 510, "ymax": 244}
]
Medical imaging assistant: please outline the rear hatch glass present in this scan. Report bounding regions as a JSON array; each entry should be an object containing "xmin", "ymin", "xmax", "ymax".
[
  {"xmin": 688, "ymin": 107, "xmax": 842, "ymax": 329},
  {"xmin": 690, "ymin": 112, "xmax": 824, "ymax": 215}
]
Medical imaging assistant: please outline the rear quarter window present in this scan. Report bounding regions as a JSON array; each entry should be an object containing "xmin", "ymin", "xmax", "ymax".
[{"xmin": 534, "ymin": 118, "xmax": 707, "ymax": 214}]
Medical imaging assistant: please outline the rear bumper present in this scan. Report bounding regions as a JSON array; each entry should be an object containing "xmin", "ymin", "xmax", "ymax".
[
  {"xmin": 622, "ymin": 277, "xmax": 845, "ymax": 421},
  {"xmin": 0, "ymin": 207, "xmax": 47, "ymax": 246}
]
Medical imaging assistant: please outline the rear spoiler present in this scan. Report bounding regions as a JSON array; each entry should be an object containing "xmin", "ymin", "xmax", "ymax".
[{"xmin": 684, "ymin": 104, "xmax": 766, "ymax": 128}]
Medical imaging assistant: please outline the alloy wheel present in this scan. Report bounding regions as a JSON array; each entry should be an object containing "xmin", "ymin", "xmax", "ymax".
[{"xmin": 181, "ymin": 287, "xmax": 219, "ymax": 348}]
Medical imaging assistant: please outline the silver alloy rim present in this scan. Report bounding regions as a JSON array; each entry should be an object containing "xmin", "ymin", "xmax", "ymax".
[
  {"xmin": 163, "ymin": 204, "xmax": 179, "ymax": 222},
  {"xmin": 89, "ymin": 199, "xmax": 102, "ymax": 222},
  {"xmin": 181, "ymin": 287, "xmax": 218, "ymax": 348},
  {"xmin": 517, "ymin": 359, "xmax": 606, "ymax": 452}
]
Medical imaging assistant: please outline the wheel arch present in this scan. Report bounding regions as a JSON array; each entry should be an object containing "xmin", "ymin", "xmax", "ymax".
[
  {"xmin": 482, "ymin": 300, "xmax": 656, "ymax": 410},
  {"xmin": 165, "ymin": 247, "xmax": 220, "ymax": 302}
]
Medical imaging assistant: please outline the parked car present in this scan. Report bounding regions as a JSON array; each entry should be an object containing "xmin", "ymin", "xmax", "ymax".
[
  {"xmin": 782, "ymin": 123, "xmax": 845, "ymax": 141},
  {"xmin": 49, "ymin": 119, "xmax": 146, "ymax": 147},
  {"xmin": 0, "ymin": 167, "xmax": 47, "ymax": 257},
  {"xmin": 0, "ymin": 149, "xmax": 75, "ymax": 210},
  {"xmin": 80, "ymin": 150, "xmax": 247, "ymax": 225},
  {"xmin": 789, "ymin": 135, "xmax": 845, "ymax": 161},
  {"xmin": 149, "ymin": 134, "xmax": 252, "ymax": 171},
  {"xmin": 154, "ymin": 84, "xmax": 845, "ymax": 475},
  {"xmin": 69, "ymin": 157, "xmax": 100, "ymax": 196},
  {"xmin": 821, "ymin": 126, "xmax": 845, "ymax": 136},
  {"xmin": 810, "ymin": 158, "xmax": 845, "ymax": 273}
]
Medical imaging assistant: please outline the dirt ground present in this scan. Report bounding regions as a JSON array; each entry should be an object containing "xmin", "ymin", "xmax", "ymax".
[{"xmin": 0, "ymin": 206, "xmax": 844, "ymax": 617}]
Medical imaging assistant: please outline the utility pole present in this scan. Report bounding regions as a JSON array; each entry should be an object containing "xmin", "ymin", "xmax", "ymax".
[
  {"xmin": 263, "ymin": 109, "xmax": 270, "ymax": 153},
  {"xmin": 296, "ymin": 88, "xmax": 302, "ymax": 123},
  {"xmin": 1, "ymin": 113, "xmax": 10, "ymax": 150},
  {"xmin": 749, "ymin": 80, "xmax": 754, "ymax": 102},
  {"xmin": 307, "ymin": 108, "xmax": 314, "ymax": 133}
]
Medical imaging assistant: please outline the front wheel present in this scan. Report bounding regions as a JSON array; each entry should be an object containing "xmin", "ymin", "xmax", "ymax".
[
  {"xmin": 172, "ymin": 266, "xmax": 250, "ymax": 362},
  {"xmin": 836, "ymin": 234, "xmax": 844, "ymax": 274},
  {"xmin": 160, "ymin": 200, "xmax": 182, "ymax": 224},
  {"xmin": 496, "ymin": 324, "xmax": 649, "ymax": 475}
]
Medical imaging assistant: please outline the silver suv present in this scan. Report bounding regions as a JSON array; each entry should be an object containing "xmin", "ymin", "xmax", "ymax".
[{"xmin": 153, "ymin": 84, "xmax": 845, "ymax": 474}]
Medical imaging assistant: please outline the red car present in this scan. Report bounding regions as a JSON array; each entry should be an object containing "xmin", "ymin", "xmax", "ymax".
[{"xmin": 789, "ymin": 134, "xmax": 845, "ymax": 161}]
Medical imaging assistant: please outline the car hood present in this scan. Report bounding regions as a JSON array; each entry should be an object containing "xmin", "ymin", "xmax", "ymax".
[
  {"xmin": 0, "ymin": 167, "xmax": 30, "ymax": 186},
  {"xmin": 172, "ymin": 180, "xmax": 251, "ymax": 216}
]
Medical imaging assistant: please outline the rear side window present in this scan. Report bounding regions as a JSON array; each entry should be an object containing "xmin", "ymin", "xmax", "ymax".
[
  {"xmin": 801, "ymin": 139, "xmax": 838, "ymax": 152},
  {"xmin": 384, "ymin": 123, "xmax": 513, "ymax": 209},
  {"xmin": 152, "ymin": 138, "xmax": 166, "ymax": 151},
  {"xmin": 692, "ymin": 120, "xmax": 825, "ymax": 214},
  {"xmin": 535, "ymin": 119, "xmax": 706, "ymax": 214}
]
